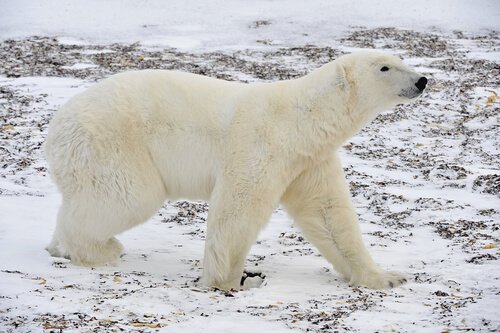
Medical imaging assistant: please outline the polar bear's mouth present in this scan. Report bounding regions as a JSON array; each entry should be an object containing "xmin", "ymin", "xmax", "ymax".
[{"xmin": 398, "ymin": 88, "xmax": 423, "ymax": 99}]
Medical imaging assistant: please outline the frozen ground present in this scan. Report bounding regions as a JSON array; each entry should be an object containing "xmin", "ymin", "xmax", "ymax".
[{"xmin": 0, "ymin": 1, "xmax": 499, "ymax": 332}]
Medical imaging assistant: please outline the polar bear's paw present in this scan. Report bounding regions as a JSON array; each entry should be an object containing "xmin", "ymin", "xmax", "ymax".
[
  {"xmin": 240, "ymin": 271, "xmax": 266, "ymax": 290},
  {"xmin": 70, "ymin": 237, "xmax": 124, "ymax": 267},
  {"xmin": 350, "ymin": 270, "xmax": 407, "ymax": 289},
  {"xmin": 46, "ymin": 240, "xmax": 70, "ymax": 260}
]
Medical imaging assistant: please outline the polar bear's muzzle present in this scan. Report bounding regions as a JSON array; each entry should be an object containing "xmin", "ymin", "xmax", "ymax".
[{"xmin": 399, "ymin": 76, "xmax": 428, "ymax": 99}]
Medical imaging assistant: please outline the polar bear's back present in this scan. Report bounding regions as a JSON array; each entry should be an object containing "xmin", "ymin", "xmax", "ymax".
[{"xmin": 82, "ymin": 69, "xmax": 243, "ymax": 120}]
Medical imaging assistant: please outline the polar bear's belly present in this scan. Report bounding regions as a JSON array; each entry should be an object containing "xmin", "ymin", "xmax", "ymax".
[{"xmin": 148, "ymin": 135, "xmax": 219, "ymax": 201}]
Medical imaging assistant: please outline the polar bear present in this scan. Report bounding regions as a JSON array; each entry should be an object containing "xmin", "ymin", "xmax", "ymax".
[{"xmin": 45, "ymin": 51, "xmax": 427, "ymax": 290}]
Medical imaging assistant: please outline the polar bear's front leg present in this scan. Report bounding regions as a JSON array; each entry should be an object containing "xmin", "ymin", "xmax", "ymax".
[
  {"xmin": 282, "ymin": 154, "xmax": 407, "ymax": 289},
  {"xmin": 202, "ymin": 178, "xmax": 279, "ymax": 291}
]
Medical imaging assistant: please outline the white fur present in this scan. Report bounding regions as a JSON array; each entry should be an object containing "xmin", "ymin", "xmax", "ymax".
[{"xmin": 45, "ymin": 51, "xmax": 425, "ymax": 290}]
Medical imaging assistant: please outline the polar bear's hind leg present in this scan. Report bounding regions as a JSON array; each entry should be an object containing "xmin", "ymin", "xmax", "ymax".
[
  {"xmin": 47, "ymin": 196, "xmax": 127, "ymax": 266},
  {"xmin": 46, "ymin": 128, "xmax": 168, "ymax": 266}
]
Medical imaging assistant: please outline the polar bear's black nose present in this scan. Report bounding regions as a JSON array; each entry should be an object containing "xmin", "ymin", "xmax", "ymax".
[{"xmin": 415, "ymin": 77, "xmax": 428, "ymax": 91}]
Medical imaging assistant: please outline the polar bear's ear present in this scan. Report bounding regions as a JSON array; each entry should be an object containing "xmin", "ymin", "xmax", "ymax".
[{"xmin": 335, "ymin": 63, "xmax": 351, "ymax": 93}]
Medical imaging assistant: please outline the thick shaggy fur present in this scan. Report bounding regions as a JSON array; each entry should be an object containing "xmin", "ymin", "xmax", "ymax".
[{"xmin": 45, "ymin": 51, "xmax": 425, "ymax": 290}]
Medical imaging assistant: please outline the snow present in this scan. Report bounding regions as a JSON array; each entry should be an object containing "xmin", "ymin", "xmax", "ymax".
[
  {"xmin": 1, "ymin": 0, "xmax": 499, "ymax": 50},
  {"xmin": 1, "ymin": 1, "xmax": 500, "ymax": 332},
  {"xmin": 61, "ymin": 63, "xmax": 99, "ymax": 70}
]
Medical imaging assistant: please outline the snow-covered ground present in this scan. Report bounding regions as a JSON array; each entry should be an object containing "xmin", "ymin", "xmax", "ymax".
[{"xmin": 0, "ymin": 1, "xmax": 499, "ymax": 332}]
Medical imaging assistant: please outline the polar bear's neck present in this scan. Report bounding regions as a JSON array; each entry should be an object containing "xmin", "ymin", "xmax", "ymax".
[{"xmin": 285, "ymin": 65, "xmax": 381, "ymax": 157}]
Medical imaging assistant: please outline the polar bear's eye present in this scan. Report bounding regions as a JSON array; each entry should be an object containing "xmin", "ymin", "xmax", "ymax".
[{"xmin": 380, "ymin": 66, "xmax": 390, "ymax": 72}]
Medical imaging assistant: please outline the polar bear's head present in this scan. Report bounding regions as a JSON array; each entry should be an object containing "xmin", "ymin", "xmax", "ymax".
[{"xmin": 335, "ymin": 51, "xmax": 427, "ymax": 122}]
